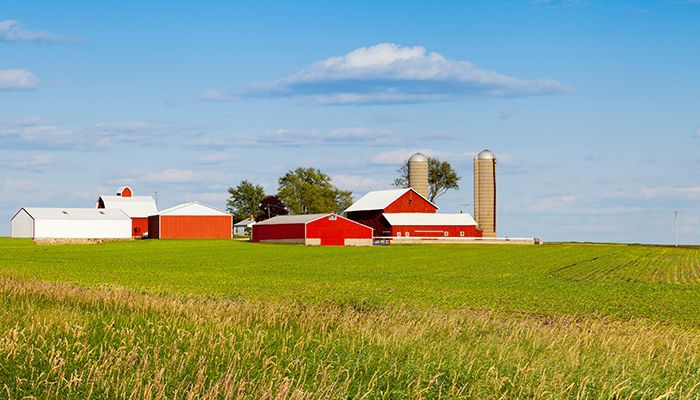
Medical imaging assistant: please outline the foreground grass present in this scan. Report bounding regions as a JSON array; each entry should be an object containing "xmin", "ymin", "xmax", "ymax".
[{"xmin": 2, "ymin": 276, "xmax": 700, "ymax": 399}]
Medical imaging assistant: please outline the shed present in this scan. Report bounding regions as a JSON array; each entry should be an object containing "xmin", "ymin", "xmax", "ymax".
[
  {"xmin": 252, "ymin": 213, "xmax": 373, "ymax": 246},
  {"xmin": 233, "ymin": 217, "xmax": 256, "ymax": 236},
  {"xmin": 344, "ymin": 188, "xmax": 437, "ymax": 236},
  {"xmin": 11, "ymin": 208, "xmax": 132, "ymax": 239},
  {"xmin": 148, "ymin": 201, "xmax": 232, "ymax": 239},
  {"xmin": 97, "ymin": 186, "xmax": 157, "ymax": 237},
  {"xmin": 382, "ymin": 213, "xmax": 481, "ymax": 238}
]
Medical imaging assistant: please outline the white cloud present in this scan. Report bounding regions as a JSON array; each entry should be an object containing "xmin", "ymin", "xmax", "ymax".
[
  {"xmin": 0, "ymin": 152, "xmax": 56, "ymax": 170},
  {"xmin": 0, "ymin": 20, "xmax": 81, "ymax": 43},
  {"xmin": 372, "ymin": 148, "xmax": 452, "ymax": 165},
  {"xmin": 607, "ymin": 186, "xmax": 700, "ymax": 200},
  {"xmin": 693, "ymin": 129, "xmax": 700, "ymax": 138},
  {"xmin": 332, "ymin": 174, "xmax": 383, "ymax": 191},
  {"xmin": 197, "ymin": 151, "xmax": 232, "ymax": 164},
  {"xmin": 115, "ymin": 168, "xmax": 228, "ymax": 185},
  {"xmin": 0, "ymin": 68, "xmax": 39, "ymax": 90},
  {"xmin": 529, "ymin": 195, "xmax": 577, "ymax": 212},
  {"xmin": 237, "ymin": 43, "xmax": 569, "ymax": 104},
  {"xmin": 198, "ymin": 89, "xmax": 236, "ymax": 102}
]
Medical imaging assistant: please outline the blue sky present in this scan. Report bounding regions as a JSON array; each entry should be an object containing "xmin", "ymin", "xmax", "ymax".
[{"xmin": 1, "ymin": 0, "xmax": 699, "ymax": 243}]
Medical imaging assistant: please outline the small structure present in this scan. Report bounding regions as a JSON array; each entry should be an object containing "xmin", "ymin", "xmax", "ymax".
[
  {"xmin": 148, "ymin": 201, "xmax": 232, "ymax": 239},
  {"xmin": 97, "ymin": 186, "xmax": 157, "ymax": 237},
  {"xmin": 252, "ymin": 213, "xmax": 373, "ymax": 246},
  {"xmin": 344, "ymin": 188, "xmax": 438, "ymax": 236},
  {"xmin": 383, "ymin": 213, "xmax": 480, "ymax": 238},
  {"xmin": 233, "ymin": 217, "xmax": 256, "ymax": 236},
  {"xmin": 11, "ymin": 208, "xmax": 131, "ymax": 239},
  {"xmin": 474, "ymin": 149, "xmax": 497, "ymax": 237}
]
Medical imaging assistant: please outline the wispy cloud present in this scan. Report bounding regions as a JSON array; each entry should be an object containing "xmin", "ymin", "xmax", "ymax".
[
  {"xmin": 0, "ymin": 152, "xmax": 56, "ymax": 171},
  {"xmin": 332, "ymin": 174, "xmax": 383, "ymax": 191},
  {"xmin": 198, "ymin": 89, "xmax": 237, "ymax": 103},
  {"xmin": 113, "ymin": 168, "xmax": 229, "ymax": 185},
  {"xmin": 0, "ymin": 69, "xmax": 39, "ymax": 90},
  {"xmin": 607, "ymin": 186, "xmax": 700, "ymax": 200},
  {"xmin": 0, "ymin": 20, "xmax": 83, "ymax": 43},
  {"xmin": 693, "ymin": 128, "xmax": 700, "ymax": 138},
  {"xmin": 217, "ymin": 43, "xmax": 569, "ymax": 105},
  {"xmin": 533, "ymin": 0, "xmax": 590, "ymax": 6}
]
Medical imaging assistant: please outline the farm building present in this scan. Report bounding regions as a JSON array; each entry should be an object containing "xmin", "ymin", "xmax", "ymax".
[
  {"xmin": 11, "ymin": 208, "xmax": 131, "ymax": 239},
  {"xmin": 344, "ymin": 188, "xmax": 482, "ymax": 239},
  {"xmin": 344, "ymin": 188, "xmax": 437, "ymax": 236},
  {"xmin": 97, "ymin": 186, "xmax": 157, "ymax": 237},
  {"xmin": 233, "ymin": 217, "xmax": 256, "ymax": 236},
  {"xmin": 383, "ymin": 213, "xmax": 480, "ymax": 238},
  {"xmin": 148, "ymin": 202, "xmax": 232, "ymax": 239},
  {"xmin": 252, "ymin": 213, "xmax": 373, "ymax": 246}
]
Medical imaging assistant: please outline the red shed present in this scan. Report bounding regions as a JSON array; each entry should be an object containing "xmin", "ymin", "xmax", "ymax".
[
  {"xmin": 344, "ymin": 188, "xmax": 437, "ymax": 236},
  {"xmin": 148, "ymin": 201, "xmax": 232, "ymax": 239},
  {"xmin": 252, "ymin": 213, "xmax": 373, "ymax": 246}
]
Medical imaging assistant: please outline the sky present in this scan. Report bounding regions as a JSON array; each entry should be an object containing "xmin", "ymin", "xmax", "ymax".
[{"xmin": 1, "ymin": 0, "xmax": 699, "ymax": 244}]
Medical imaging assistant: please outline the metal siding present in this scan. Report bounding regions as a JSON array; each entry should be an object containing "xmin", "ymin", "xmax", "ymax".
[
  {"xmin": 383, "ymin": 190, "xmax": 437, "ymax": 213},
  {"xmin": 252, "ymin": 223, "xmax": 306, "ymax": 242},
  {"xmin": 306, "ymin": 216, "xmax": 373, "ymax": 246},
  {"xmin": 10, "ymin": 209, "xmax": 34, "ymax": 238},
  {"xmin": 33, "ymin": 219, "xmax": 131, "ymax": 239},
  {"xmin": 158, "ymin": 215, "xmax": 232, "ymax": 239},
  {"xmin": 391, "ymin": 225, "xmax": 482, "ymax": 238},
  {"xmin": 132, "ymin": 217, "xmax": 149, "ymax": 237}
]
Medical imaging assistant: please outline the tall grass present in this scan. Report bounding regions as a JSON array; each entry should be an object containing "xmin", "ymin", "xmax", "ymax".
[{"xmin": 2, "ymin": 276, "xmax": 700, "ymax": 399}]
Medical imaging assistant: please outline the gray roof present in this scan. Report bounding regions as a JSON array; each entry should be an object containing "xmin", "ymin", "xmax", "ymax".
[
  {"xmin": 19, "ymin": 207, "xmax": 130, "ymax": 221},
  {"xmin": 476, "ymin": 149, "xmax": 496, "ymax": 160},
  {"xmin": 254, "ymin": 214, "xmax": 330, "ymax": 225},
  {"xmin": 408, "ymin": 152, "xmax": 428, "ymax": 162}
]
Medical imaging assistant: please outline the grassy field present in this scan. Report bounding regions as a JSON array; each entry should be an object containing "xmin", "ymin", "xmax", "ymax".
[{"xmin": 1, "ymin": 238, "xmax": 700, "ymax": 398}]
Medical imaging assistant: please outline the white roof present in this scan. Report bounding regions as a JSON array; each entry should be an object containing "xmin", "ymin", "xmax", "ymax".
[
  {"xmin": 255, "ymin": 213, "xmax": 329, "ymax": 225},
  {"xmin": 382, "ymin": 213, "xmax": 477, "ymax": 226},
  {"xmin": 99, "ymin": 195, "xmax": 157, "ymax": 218},
  {"xmin": 155, "ymin": 201, "xmax": 231, "ymax": 216},
  {"xmin": 344, "ymin": 188, "xmax": 437, "ymax": 213},
  {"xmin": 19, "ymin": 207, "xmax": 130, "ymax": 221},
  {"xmin": 234, "ymin": 217, "xmax": 256, "ymax": 227}
]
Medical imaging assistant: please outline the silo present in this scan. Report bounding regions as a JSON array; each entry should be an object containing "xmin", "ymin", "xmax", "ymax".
[
  {"xmin": 474, "ymin": 149, "xmax": 496, "ymax": 237},
  {"xmin": 408, "ymin": 153, "xmax": 429, "ymax": 199}
]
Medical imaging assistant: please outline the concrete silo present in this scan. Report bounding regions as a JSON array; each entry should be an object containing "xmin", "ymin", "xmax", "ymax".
[
  {"xmin": 408, "ymin": 153, "xmax": 429, "ymax": 199},
  {"xmin": 474, "ymin": 149, "xmax": 496, "ymax": 237}
]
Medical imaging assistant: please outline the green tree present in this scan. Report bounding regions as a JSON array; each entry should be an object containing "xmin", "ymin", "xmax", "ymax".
[
  {"xmin": 277, "ymin": 167, "xmax": 353, "ymax": 214},
  {"xmin": 226, "ymin": 180, "xmax": 266, "ymax": 222},
  {"xmin": 392, "ymin": 157, "xmax": 461, "ymax": 202}
]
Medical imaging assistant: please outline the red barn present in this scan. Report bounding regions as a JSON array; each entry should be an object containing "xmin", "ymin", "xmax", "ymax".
[
  {"xmin": 344, "ymin": 188, "xmax": 437, "ymax": 236},
  {"xmin": 97, "ymin": 186, "xmax": 157, "ymax": 237},
  {"xmin": 148, "ymin": 202, "xmax": 232, "ymax": 239},
  {"xmin": 344, "ymin": 188, "xmax": 482, "ymax": 239},
  {"xmin": 252, "ymin": 213, "xmax": 373, "ymax": 246},
  {"xmin": 382, "ymin": 213, "xmax": 481, "ymax": 238}
]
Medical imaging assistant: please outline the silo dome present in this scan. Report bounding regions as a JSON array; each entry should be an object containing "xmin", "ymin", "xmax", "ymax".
[
  {"xmin": 409, "ymin": 152, "xmax": 428, "ymax": 162},
  {"xmin": 476, "ymin": 149, "xmax": 496, "ymax": 160}
]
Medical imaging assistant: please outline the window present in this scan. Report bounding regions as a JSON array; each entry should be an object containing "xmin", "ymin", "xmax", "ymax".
[
  {"xmin": 397, "ymin": 232, "xmax": 401, "ymax": 237},
  {"xmin": 61, "ymin": 211, "xmax": 68, "ymax": 215},
  {"xmin": 444, "ymin": 231, "xmax": 449, "ymax": 237},
  {"xmin": 328, "ymin": 215, "xmax": 337, "ymax": 221},
  {"xmin": 405, "ymin": 232, "xmax": 410, "ymax": 237},
  {"xmin": 460, "ymin": 231, "xmax": 465, "ymax": 237}
]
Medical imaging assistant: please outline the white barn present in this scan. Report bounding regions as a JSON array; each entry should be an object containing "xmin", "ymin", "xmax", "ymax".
[{"xmin": 11, "ymin": 208, "xmax": 132, "ymax": 239}]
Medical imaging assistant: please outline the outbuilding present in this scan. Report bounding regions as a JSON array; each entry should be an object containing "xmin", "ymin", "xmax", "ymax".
[
  {"xmin": 97, "ymin": 186, "xmax": 157, "ymax": 237},
  {"xmin": 233, "ymin": 217, "xmax": 256, "ymax": 236},
  {"xmin": 11, "ymin": 208, "xmax": 132, "ymax": 239},
  {"xmin": 382, "ymin": 213, "xmax": 481, "ymax": 238},
  {"xmin": 252, "ymin": 213, "xmax": 373, "ymax": 246},
  {"xmin": 148, "ymin": 201, "xmax": 232, "ymax": 239}
]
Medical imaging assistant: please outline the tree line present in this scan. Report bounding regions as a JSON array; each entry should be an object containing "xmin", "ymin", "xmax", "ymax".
[{"xmin": 227, "ymin": 158, "xmax": 460, "ymax": 222}]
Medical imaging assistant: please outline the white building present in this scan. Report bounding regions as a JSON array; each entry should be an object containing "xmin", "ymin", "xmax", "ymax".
[
  {"xmin": 233, "ymin": 217, "xmax": 256, "ymax": 236},
  {"xmin": 11, "ymin": 208, "xmax": 132, "ymax": 239}
]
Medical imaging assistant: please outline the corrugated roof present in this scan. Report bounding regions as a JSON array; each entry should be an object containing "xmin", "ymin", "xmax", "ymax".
[
  {"xmin": 382, "ymin": 213, "xmax": 477, "ymax": 226},
  {"xmin": 155, "ymin": 201, "xmax": 231, "ymax": 216},
  {"xmin": 233, "ymin": 217, "xmax": 256, "ymax": 227},
  {"xmin": 21, "ymin": 207, "xmax": 131, "ymax": 220},
  {"xmin": 254, "ymin": 213, "xmax": 329, "ymax": 225},
  {"xmin": 99, "ymin": 195, "xmax": 157, "ymax": 218},
  {"xmin": 344, "ymin": 188, "xmax": 438, "ymax": 213}
]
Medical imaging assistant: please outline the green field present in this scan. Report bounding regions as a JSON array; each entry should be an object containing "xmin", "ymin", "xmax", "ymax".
[{"xmin": 1, "ymin": 238, "xmax": 700, "ymax": 399}]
